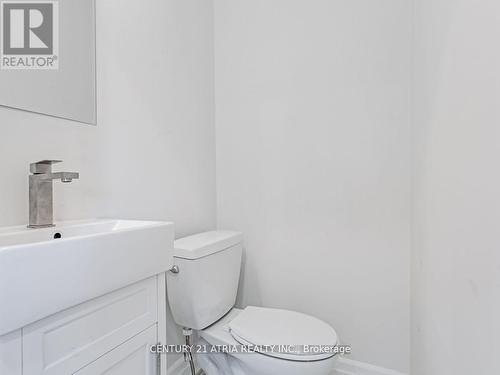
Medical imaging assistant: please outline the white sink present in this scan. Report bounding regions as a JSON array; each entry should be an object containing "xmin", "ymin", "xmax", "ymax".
[{"xmin": 0, "ymin": 219, "xmax": 174, "ymax": 335}]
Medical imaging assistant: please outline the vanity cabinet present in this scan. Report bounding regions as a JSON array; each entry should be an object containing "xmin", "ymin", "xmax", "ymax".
[{"xmin": 0, "ymin": 274, "xmax": 167, "ymax": 375}]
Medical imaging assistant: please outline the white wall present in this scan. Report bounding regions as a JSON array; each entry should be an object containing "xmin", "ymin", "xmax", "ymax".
[
  {"xmin": 412, "ymin": 1, "xmax": 500, "ymax": 374},
  {"xmin": 0, "ymin": 0, "xmax": 215, "ymax": 369},
  {"xmin": 214, "ymin": 0, "xmax": 411, "ymax": 372}
]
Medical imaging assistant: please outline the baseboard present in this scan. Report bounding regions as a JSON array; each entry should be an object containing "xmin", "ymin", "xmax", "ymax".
[
  {"xmin": 168, "ymin": 355, "xmax": 407, "ymax": 375},
  {"xmin": 334, "ymin": 357, "xmax": 408, "ymax": 375}
]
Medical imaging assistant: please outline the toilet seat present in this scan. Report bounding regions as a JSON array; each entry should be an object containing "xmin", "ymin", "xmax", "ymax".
[
  {"xmin": 200, "ymin": 308, "xmax": 338, "ymax": 375},
  {"xmin": 228, "ymin": 306, "xmax": 338, "ymax": 361}
]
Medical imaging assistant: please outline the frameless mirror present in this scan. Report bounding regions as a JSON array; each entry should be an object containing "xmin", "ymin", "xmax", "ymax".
[{"xmin": 0, "ymin": 0, "xmax": 96, "ymax": 125}]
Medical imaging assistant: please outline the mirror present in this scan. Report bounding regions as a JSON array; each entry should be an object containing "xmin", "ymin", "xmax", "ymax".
[{"xmin": 0, "ymin": 0, "xmax": 96, "ymax": 125}]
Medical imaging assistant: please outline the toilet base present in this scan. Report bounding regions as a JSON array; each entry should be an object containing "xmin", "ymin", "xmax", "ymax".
[{"xmin": 196, "ymin": 338, "xmax": 337, "ymax": 375}]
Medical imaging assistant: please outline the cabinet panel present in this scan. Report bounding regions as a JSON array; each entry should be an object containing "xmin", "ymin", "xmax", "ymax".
[
  {"xmin": 74, "ymin": 325, "xmax": 157, "ymax": 375},
  {"xmin": 23, "ymin": 277, "xmax": 158, "ymax": 375},
  {"xmin": 0, "ymin": 330, "xmax": 22, "ymax": 375}
]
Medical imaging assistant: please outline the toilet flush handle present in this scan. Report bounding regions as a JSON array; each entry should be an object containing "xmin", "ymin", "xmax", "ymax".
[{"xmin": 168, "ymin": 265, "xmax": 180, "ymax": 274}]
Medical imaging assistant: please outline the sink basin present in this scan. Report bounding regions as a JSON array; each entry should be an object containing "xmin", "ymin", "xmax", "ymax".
[{"xmin": 0, "ymin": 219, "xmax": 174, "ymax": 335}]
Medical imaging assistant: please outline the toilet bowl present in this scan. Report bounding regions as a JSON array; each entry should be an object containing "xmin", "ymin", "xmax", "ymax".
[
  {"xmin": 167, "ymin": 231, "xmax": 339, "ymax": 375},
  {"xmin": 198, "ymin": 308, "xmax": 338, "ymax": 375}
]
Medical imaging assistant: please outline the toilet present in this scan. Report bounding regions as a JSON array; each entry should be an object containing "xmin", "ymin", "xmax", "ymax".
[{"xmin": 167, "ymin": 231, "xmax": 339, "ymax": 375}]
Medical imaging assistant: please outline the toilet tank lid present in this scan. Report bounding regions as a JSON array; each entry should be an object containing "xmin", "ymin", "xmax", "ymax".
[{"xmin": 174, "ymin": 231, "xmax": 243, "ymax": 259}]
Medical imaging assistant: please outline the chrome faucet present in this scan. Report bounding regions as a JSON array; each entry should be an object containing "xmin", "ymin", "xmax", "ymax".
[{"xmin": 28, "ymin": 160, "xmax": 79, "ymax": 228}]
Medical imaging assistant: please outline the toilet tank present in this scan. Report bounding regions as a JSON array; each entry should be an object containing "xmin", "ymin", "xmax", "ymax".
[{"xmin": 167, "ymin": 231, "xmax": 243, "ymax": 330}]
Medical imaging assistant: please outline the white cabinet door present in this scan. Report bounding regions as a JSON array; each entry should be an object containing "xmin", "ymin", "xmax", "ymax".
[
  {"xmin": 74, "ymin": 325, "xmax": 158, "ymax": 375},
  {"xmin": 23, "ymin": 277, "xmax": 158, "ymax": 375}
]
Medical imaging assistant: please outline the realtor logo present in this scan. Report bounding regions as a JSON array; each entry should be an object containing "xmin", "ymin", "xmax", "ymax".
[{"xmin": 1, "ymin": 1, "xmax": 58, "ymax": 69}]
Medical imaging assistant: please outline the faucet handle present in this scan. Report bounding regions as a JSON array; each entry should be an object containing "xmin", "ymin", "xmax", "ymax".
[{"xmin": 30, "ymin": 160, "xmax": 62, "ymax": 174}]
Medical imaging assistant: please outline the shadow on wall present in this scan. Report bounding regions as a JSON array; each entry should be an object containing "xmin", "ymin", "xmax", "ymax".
[{"xmin": 235, "ymin": 246, "xmax": 263, "ymax": 309}]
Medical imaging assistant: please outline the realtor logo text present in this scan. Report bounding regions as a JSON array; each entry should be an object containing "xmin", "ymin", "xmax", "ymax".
[{"xmin": 1, "ymin": 1, "xmax": 58, "ymax": 69}]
